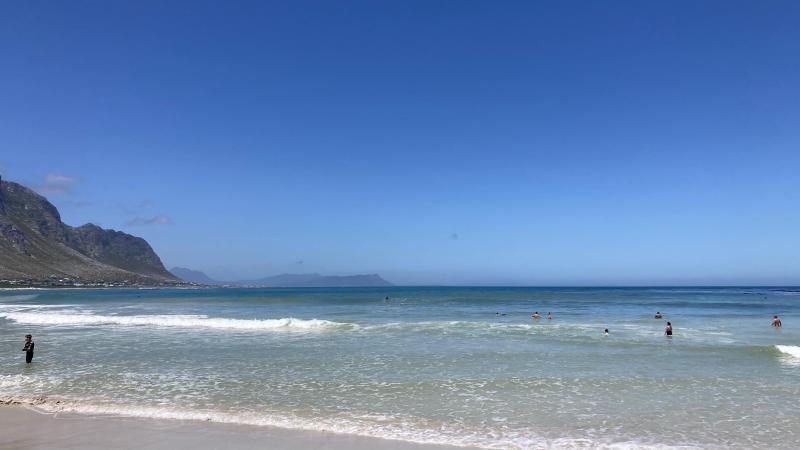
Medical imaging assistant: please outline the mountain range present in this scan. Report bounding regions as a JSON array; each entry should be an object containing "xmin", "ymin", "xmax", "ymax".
[
  {"xmin": 0, "ymin": 176, "xmax": 391, "ymax": 288},
  {"xmin": 170, "ymin": 267, "xmax": 392, "ymax": 287},
  {"xmin": 0, "ymin": 176, "xmax": 180, "ymax": 287}
]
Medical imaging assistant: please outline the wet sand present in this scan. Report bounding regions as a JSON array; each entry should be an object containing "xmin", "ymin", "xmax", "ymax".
[{"xmin": 0, "ymin": 405, "xmax": 463, "ymax": 450}]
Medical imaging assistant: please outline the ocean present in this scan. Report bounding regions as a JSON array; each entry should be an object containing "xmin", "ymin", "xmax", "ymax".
[{"xmin": 1, "ymin": 287, "xmax": 798, "ymax": 449}]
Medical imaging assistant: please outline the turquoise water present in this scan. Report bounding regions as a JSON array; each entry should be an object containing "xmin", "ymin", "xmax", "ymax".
[{"xmin": 1, "ymin": 287, "xmax": 799, "ymax": 449}]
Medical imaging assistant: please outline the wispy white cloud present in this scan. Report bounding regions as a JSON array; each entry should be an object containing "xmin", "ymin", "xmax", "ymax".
[
  {"xmin": 117, "ymin": 199, "xmax": 156, "ymax": 216},
  {"xmin": 36, "ymin": 172, "xmax": 80, "ymax": 195},
  {"xmin": 125, "ymin": 214, "xmax": 173, "ymax": 226}
]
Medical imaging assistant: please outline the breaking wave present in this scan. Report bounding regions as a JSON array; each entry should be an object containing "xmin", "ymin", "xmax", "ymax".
[
  {"xmin": 775, "ymin": 345, "xmax": 800, "ymax": 359},
  {"xmin": 0, "ymin": 311, "xmax": 355, "ymax": 332},
  {"xmin": 0, "ymin": 309, "xmax": 749, "ymax": 343},
  {"xmin": 0, "ymin": 294, "xmax": 41, "ymax": 302}
]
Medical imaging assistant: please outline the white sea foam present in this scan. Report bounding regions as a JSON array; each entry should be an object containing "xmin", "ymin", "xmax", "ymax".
[
  {"xmin": 775, "ymin": 345, "xmax": 800, "ymax": 359},
  {"xmin": 0, "ymin": 311, "xmax": 355, "ymax": 332},
  {"xmin": 0, "ymin": 309, "xmax": 750, "ymax": 345},
  {"xmin": 0, "ymin": 374, "xmax": 65, "ymax": 394},
  {"xmin": 0, "ymin": 395, "xmax": 706, "ymax": 450}
]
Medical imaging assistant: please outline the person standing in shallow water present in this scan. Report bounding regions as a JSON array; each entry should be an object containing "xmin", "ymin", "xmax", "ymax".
[
  {"xmin": 664, "ymin": 322, "xmax": 673, "ymax": 337},
  {"xmin": 22, "ymin": 334, "xmax": 34, "ymax": 364},
  {"xmin": 772, "ymin": 315, "xmax": 782, "ymax": 328}
]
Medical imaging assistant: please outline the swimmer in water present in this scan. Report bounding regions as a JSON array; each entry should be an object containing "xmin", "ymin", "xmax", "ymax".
[
  {"xmin": 532, "ymin": 311, "xmax": 541, "ymax": 320},
  {"xmin": 772, "ymin": 315, "xmax": 782, "ymax": 328},
  {"xmin": 22, "ymin": 334, "xmax": 34, "ymax": 364},
  {"xmin": 665, "ymin": 321, "xmax": 673, "ymax": 337},
  {"xmin": 604, "ymin": 328, "xmax": 609, "ymax": 335},
  {"xmin": 547, "ymin": 312, "xmax": 552, "ymax": 320},
  {"xmin": 655, "ymin": 312, "xmax": 663, "ymax": 319}
]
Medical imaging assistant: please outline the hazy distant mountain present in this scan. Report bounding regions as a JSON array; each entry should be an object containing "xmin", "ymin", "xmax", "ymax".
[
  {"xmin": 0, "ymin": 176, "xmax": 180, "ymax": 286},
  {"xmin": 243, "ymin": 273, "xmax": 392, "ymax": 287},
  {"xmin": 169, "ymin": 268, "xmax": 392, "ymax": 287},
  {"xmin": 170, "ymin": 267, "xmax": 218, "ymax": 284}
]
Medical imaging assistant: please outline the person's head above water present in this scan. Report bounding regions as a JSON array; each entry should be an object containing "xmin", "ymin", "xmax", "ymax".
[{"xmin": 25, "ymin": 334, "xmax": 32, "ymax": 339}]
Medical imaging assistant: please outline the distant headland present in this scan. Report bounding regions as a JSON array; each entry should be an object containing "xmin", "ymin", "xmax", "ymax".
[{"xmin": 169, "ymin": 267, "xmax": 393, "ymax": 288}]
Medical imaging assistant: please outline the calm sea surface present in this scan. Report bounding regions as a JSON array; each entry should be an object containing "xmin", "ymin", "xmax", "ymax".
[{"xmin": 1, "ymin": 287, "xmax": 799, "ymax": 449}]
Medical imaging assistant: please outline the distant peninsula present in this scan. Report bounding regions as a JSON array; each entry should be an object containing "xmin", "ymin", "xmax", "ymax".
[
  {"xmin": 170, "ymin": 268, "xmax": 392, "ymax": 288},
  {"xmin": 0, "ymin": 176, "xmax": 182, "ymax": 288}
]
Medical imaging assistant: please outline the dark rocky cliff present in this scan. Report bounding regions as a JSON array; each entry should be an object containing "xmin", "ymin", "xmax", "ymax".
[{"xmin": 0, "ymin": 176, "xmax": 180, "ymax": 285}]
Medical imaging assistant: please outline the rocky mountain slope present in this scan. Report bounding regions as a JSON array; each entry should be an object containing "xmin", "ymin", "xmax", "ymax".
[{"xmin": 0, "ymin": 176, "xmax": 180, "ymax": 286}]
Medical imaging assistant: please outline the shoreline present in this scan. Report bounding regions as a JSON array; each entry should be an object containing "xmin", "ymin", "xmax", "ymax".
[{"xmin": 0, "ymin": 404, "xmax": 464, "ymax": 450}]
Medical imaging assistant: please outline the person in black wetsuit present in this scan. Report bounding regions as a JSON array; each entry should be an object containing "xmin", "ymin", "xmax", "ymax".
[
  {"xmin": 664, "ymin": 322, "xmax": 673, "ymax": 337},
  {"xmin": 22, "ymin": 334, "xmax": 34, "ymax": 364}
]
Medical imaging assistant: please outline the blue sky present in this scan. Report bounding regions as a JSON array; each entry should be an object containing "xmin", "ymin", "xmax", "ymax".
[{"xmin": 2, "ymin": 1, "xmax": 799, "ymax": 285}]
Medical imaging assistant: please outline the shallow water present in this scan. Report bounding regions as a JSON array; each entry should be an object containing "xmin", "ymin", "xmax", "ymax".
[{"xmin": 1, "ymin": 287, "xmax": 799, "ymax": 449}]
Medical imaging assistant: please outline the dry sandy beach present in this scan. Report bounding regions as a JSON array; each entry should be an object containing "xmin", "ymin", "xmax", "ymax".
[{"xmin": 0, "ymin": 406, "xmax": 462, "ymax": 450}]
